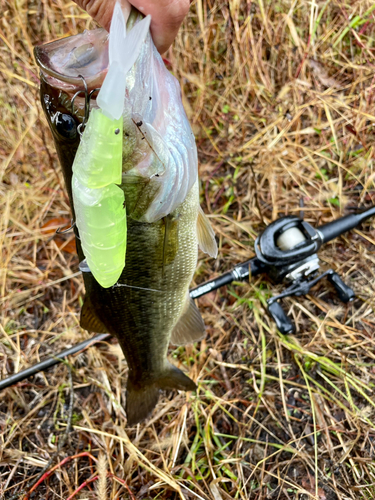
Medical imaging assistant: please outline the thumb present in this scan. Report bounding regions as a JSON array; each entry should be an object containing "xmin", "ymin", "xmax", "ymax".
[{"xmin": 130, "ymin": 0, "xmax": 190, "ymax": 54}]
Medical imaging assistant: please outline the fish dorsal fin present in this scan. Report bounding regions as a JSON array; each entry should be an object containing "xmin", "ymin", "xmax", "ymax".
[
  {"xmin": 197, "ymin": 206, "xmax": 218, "ymax": 258},
  {"xmin": 97, "ymin": 3, "xmax": 151, "ymax": 119},
  {"xmin": 80, "ymin": 296, "xmax": 108, "ymax": 333},
  {"xmin": 170, "ymin": 294, "xmax": 206, "ymax": 346}
]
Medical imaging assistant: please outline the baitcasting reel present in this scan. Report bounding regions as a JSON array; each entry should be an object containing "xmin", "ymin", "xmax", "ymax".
[
  {"xmin": 254, "ymin": 214, "xmax": 356, "ymax": 334},
  {"xmin": 189, "ymin": 205, "xmax": 374, "ymax": 335}
]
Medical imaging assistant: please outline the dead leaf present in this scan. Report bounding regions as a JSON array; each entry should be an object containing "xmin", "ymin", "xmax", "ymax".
[
  {"xmin": 41, "ymin": 218, "xmax": 76, "ymax": 254},
  {"xmin": 57, "ymin": 237, "xmax": 76, "ymax": 254},
  {"xmin": 302, "ymin": 475, "xmax": 327, "ymax": 500},
  {"xmin": 309, "ymin": 59, "xmax": 340, "ymax": 87},
  {"xmin": 41, "ymin": 217, "xmax": 71, "ymax": 234}
]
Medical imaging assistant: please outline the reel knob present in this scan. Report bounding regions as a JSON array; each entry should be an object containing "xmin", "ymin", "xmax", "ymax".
[
  {"xmin": 327, "ymin": 272, "xmax": 355, "ymax": 303},
  {"xmin": 268, "ymin": 301, "xmax": 296, "ymax": 335}
]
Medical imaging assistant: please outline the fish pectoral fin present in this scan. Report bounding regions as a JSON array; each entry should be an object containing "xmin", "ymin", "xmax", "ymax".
[
  {"xmin": 80, "ymin": 296, "xmax": 108, "ymax": 333},
  {"xmin": 197, "ymin": 206, "xmax": 218, "ymax": 258},
  {"xmin": 170, "ymin": 294, "xmax": 206, "ymax": 346},
  {"xmin": 126, "ymin": 364, "xmax": 196, "ymax": 425}
]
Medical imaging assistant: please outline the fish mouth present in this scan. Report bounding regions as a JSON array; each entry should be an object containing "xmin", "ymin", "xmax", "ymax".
[{"xmin": 34, "ymin": 28, "xmax": 109, "ymax": 95}]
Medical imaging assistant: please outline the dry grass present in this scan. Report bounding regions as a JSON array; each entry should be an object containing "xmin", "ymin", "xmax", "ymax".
[{"xmin": 1, "ymin": 0, "xmax": 375, "ymax": 499}]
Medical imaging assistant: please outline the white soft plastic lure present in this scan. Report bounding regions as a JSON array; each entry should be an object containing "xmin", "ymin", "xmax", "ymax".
[{"xmin": 72, "ymin": 4, "xmax": 151, "ymax": 288}]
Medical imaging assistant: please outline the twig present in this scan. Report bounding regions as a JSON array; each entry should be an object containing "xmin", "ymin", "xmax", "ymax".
[
  {"xmin": 66, "ymin": 475, "xmax": 99, "ymax": 500},
  {"xmin": 107, "ymin": 472, "xmax": 137, "ymax": 500},
  {"xmin": 248, "ymin": 159, "xmax": 264, "ymax": 224},
  {"xmin": 28, "ymin": 452, "xmax": 97, "ymax": 499}
]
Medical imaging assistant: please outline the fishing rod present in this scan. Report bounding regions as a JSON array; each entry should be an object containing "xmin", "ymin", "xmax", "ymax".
[{"xmin": 1, "ymin": 205, "xmax": 374, "ymax": 391}]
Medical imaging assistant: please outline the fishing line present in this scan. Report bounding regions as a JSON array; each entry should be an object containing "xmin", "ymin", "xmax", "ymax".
[{"xmin": 112, "ymin": 283, "xmax": 163, "ymax": 293}]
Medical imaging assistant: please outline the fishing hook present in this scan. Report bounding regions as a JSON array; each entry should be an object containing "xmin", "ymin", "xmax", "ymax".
[
  {"xmin": 56, "ymin": 220, "xmax": 76, "ymax": 234},
  {"xmin": 71, "ymin": 75, "xmax": 100, "ymax": 136}
]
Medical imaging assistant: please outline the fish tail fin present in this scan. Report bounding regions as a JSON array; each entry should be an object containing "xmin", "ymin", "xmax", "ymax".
[{"xmin": 126, "ymin": 364, "xmax": 196, "ymax": 426}]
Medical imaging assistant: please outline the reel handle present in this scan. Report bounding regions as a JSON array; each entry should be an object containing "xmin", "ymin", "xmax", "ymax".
[
  {"xmin": 327, "ymin": 272, "xmax": 355, "ymax": 303},
  {"xmin": 268, "ymin": 301, "xmax": 295, "ymax": 335}
]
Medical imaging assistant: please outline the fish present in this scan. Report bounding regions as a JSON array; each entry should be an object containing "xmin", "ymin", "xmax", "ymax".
[{"xmin": 34, "ymin": 4, "xmax": 217, "ymax": 425}]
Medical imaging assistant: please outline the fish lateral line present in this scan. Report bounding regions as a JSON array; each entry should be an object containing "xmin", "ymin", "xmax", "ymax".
[{"xmin": 162, "ymin": 214, "xmax": 174, "ymax": 279}]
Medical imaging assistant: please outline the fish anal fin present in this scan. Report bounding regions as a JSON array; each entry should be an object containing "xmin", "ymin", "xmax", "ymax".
[
  {"xmin": 197, "ymin": 206, "xmax": 218, "ymax": 258},
  {"xmin": 170, "ymin": 295, "xmax": 206, "ymax": 346},
  {"xmin": 80, "ymin": 296, "xmax": 108, "ymax": 333},
  {"xmin": 126, "ymin": 363, "xmax": 196, "ymax": 425}
]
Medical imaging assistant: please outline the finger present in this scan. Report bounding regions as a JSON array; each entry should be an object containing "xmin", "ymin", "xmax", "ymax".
[
  {"xmin": 74, "ymin": 0, "xmax": 189, "ymax": 54},
  {"xmin": 126, "ymin": 0, "xmax": 190, "ymax": 53}
]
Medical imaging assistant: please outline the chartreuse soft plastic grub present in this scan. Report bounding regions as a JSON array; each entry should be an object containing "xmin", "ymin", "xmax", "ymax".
[{"xmin": 71, "ymin": 3, "xmax": 151, "ymax": 288}]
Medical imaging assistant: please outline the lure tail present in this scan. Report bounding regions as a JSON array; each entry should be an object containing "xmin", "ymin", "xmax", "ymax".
[
  {"xmin": 126, "ymin": 363, "xmax": 197, "ymax": 425},
  {"xmin": 97, "ymin": 4, "xmax": 151, "ymax": 119},
  {"xmin": 72, "ymin": 4, "xmax": 151, "ymax": 288}
]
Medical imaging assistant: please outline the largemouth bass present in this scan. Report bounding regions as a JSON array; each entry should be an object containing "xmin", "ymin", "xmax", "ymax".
[{"xmin": 34, "ymin": 6, "xmax": 217, "ymax": 425}]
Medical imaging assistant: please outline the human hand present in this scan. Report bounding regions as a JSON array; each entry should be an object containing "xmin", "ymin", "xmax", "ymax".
[{"xmin": 75, "ymin": 0, "xmax": 190, "ymax": 53}]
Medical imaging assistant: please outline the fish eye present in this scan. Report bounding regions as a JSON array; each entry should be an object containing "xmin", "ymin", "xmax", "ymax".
[{"xmin": 55, "ymin": 112, "xmax": 77, "ymax": 140}]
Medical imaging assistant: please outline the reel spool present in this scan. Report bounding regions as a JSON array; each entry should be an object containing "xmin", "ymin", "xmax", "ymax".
[{"xmin": 276, "ymin": 226, "xmax": 307, "ymax": 251}]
